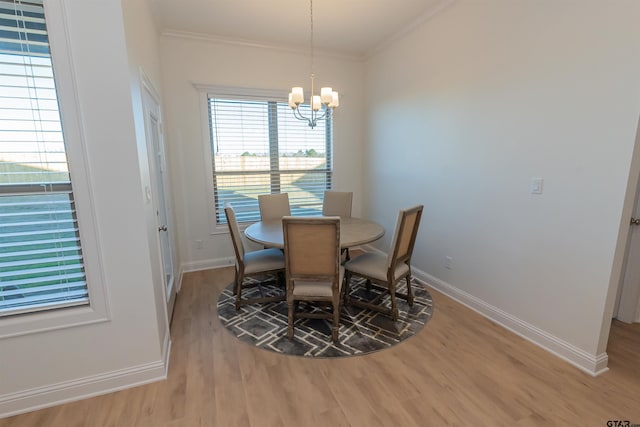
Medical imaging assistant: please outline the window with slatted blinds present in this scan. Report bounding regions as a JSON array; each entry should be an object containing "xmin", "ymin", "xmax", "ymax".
[
  {"xmin": 0, "ymin": 0, "xmax": 88, "ymax": 316},
  {"xmin": 209, "ymin": 97, "xmax": 332, "ymax": 224}
]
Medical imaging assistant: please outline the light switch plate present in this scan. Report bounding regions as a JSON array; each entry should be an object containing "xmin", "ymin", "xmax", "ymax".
[{"xmin": 530, "ymin": 177, "xmax": 544, "ymax": 194}]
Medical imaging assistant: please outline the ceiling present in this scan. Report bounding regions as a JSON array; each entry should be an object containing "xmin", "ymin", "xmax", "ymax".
[{"xmin": 149, "ymin": 0, "xmax": 453, "ymax": 58}]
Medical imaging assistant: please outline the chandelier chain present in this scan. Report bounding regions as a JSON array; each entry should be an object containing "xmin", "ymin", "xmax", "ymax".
[{"xmin": 310, "ymin": 0, "xmax": 315, "ymax": 94}]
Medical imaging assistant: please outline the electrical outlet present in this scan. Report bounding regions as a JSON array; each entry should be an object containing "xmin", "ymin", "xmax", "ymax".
[
  {"xmin": 445, "ymin": 256, "xmax": 453, "ymax": 270},
  {"xmin": 195, "ymin": 240, "xmax": 203, "ymax": 249}
]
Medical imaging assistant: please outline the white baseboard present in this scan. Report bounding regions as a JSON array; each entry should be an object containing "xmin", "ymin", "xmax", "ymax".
[
  {"xmin": 0, "ymin": 358, "xmax": 168, "ymax": 419},
  {"xmin": 162, "ymin": 327, "xmax": 172, "ymax": 375},
  {"xmin": 362, "ymin": 245, "xmax": 609, "ymax": 376},
  {"xmin": 180, "ymin": 256, "xmax": 235, "ymax": 274},
  {"xmin": 176, "ymin": 266, "xmax": 184, "ymax": 293},
  {"xmin": 176, "ymin": 256, "xmax": 235, "ymax": 295}
]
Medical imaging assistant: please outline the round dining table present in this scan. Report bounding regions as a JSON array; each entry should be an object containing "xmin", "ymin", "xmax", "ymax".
[{"xmin": 244, "ymin": 217, "xmax": 385, "ymax": 249}]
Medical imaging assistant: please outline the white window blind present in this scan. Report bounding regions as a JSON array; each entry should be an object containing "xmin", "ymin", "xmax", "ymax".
[
  {"xmin": 0, "ymin": 0, "xmax": 88, "ymax": 316},
  {"xmin": 209, "ymin": 97, "xmax": 332, "ymax": 223}
]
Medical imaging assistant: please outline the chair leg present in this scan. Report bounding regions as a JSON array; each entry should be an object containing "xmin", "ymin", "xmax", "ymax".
[
  {"xmin": 406, "ymin": 273, "xmax": 414, "ymax": 306},
  {"xmin": 365, "ymin": 279, "xmax": 372, "ymax": 291},
  {"xmin": 235, "ymin": 271, "xmax": 244, "ymax": 311},
  {"xmin": 389, "ymin": 282, "xmax": 399, "ymax": 321},
  {"xmin": 339, "ymin": 274, "xmax": 347, "ymax": 308},
  {"xmin": 287, "ymin": 298, "xmax": 295, "ymax": 340},
  {"xmin": 232, "ymin": 268, "xmax": 238, "ymax": 295},
  {"xmin": 343, "ymin": 271, "xmax": 352, "ymax": 305},
  {"xmin": 332, "ymin": 301, "xmax": 340, "ymax": 343}
]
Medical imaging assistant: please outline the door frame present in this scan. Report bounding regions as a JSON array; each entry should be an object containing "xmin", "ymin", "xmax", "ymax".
[
  {"xmin": 140, "ymin": 72, "xmax": 177, "ymax": 319},
  {"xmin": 615, "ymin": 172, "xmax": 640, "ymax": 323},
  {"xmin": 614, "ymin": 116, "xmax": 640, "ymax": 323}
]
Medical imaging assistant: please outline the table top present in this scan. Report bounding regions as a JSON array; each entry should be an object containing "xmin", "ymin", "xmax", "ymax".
[{"xmin": 244, "ymin": 217, "xmax": 385, "ymax": 249}]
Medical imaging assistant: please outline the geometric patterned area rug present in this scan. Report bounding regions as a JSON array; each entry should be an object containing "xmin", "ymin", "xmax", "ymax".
[{"xmin": 217, "ymin": 275, "xmax": 433, "ymax": 357}]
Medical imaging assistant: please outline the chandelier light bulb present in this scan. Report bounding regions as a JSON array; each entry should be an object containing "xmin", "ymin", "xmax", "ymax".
[
  {"xmin": 291, "ymin": 87, "xmax": 304, "ymax": 104},
  {"xmin": 320, "ymin": 87, "xmax": 333, "ymax": 104},
  {"xmin": 329, "ymin": 91, "xmax": 339, "ymax": 108},
  {"xmin": 311, "ymin": 95, "xmax": 321, "ymax": 111}
]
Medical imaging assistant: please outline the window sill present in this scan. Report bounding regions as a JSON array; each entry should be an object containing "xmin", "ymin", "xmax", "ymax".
[{"xmin": 0, "ymin": 303, "xmax": 109, "ymax": 340}]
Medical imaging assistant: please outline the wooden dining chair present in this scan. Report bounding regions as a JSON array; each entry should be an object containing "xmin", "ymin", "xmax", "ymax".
[
  {"xmin": 322, "ymin": 190, "xmax": 353, "ymax": 260},
  {"xmin": 343, "ymin": 205, "xmax": 423, "ymax": 320},
  {"xmin": 322, "ymin": 191, "xmax": 353, "ymax": 218},
  {"xmin": 283, "ymin": 216, "xmax": 344, "ymax": 343},
  {"xmin": 225, "ymin": 205, "xmax": 286, "ymax": 311},
  {"xmin": 258, "ymin": 193, "xmax": 291, "ymax": 221}
]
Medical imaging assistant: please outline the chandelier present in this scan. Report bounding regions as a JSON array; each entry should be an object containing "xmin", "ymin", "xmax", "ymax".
[{"xmin": 288, "ymin": 0, "xmax": 339, "ymax": 129}]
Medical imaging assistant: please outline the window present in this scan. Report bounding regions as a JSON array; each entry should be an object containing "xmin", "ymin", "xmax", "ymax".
[
  {"xmin": 0, "ymin": 0, "xmax": 88, "ymax": 316},
  {"xmin": 208, "ymin": 95, "xmax": 332, "ymax": 224}
]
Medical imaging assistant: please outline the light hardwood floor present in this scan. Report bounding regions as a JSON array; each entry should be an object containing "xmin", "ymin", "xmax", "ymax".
[{"xmin": 2, "ymin": 266, "xmax": 640, "ymax": 426}]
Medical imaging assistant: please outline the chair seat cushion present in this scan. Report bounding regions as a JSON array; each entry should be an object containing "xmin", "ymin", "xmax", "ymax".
[
  {"xmin": 244, "ymin": 248, "xmax": 285, "ymax": 274},
  {"xmin": 292, "ymin": 267, "xmax": 344, "ymax": 297},
  {"xmin": 344, "ymin": 252, "xmax": 409, "ymax": 282}
]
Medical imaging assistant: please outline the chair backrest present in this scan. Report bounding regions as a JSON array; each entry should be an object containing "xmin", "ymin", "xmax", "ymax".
[
  {"xmin": 258, "ymin": 193, "xmax": 291, "ymax": 221},
  {"xmin": 283, "ymin": 216, "xmax": 341, "ymax": 289},
  {"xmin": 387, "ymin": 205, "xmax": 423, "ymax": 270},
  {"xmin": 224, "ymin": 205, "xmax": 245, "ymax": 267},
  {"xmin": 322, "ymin": 191, "xmax": 353, "ymax": 218}
]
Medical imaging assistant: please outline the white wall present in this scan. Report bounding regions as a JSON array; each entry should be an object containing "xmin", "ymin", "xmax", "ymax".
[
  {"xmin": 121, "ymin": 0, "xmax": 163, "ymax": 92},
  {"xmin": 365, "ymin": 0, "xmax": 640, "ymax": 371},
  {"xmin": 0, "ymin": 0, "xmax": 167, "ymax": 417},
  {"xmin": 159, "ymin": 35, "xmax": 365, "ymax": 271}
]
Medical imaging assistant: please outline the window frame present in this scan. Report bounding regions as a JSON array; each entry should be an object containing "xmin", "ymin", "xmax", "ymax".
[
  {"xmin": 197, "ymin": 85, "xmax": 334, "ymax": 233},
  {"xmin": 0, "ymin": 0, "xmax": 109, "ymax": 338}
]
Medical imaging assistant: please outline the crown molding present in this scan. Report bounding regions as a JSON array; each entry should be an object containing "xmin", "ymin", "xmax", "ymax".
[
  {"xmin": 161, "ymin": 29, "xmax": 364, "ymax": 62},
  {"xmin": 366, "ymin": 0, "xmax": 456, "ymax": 59}
]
